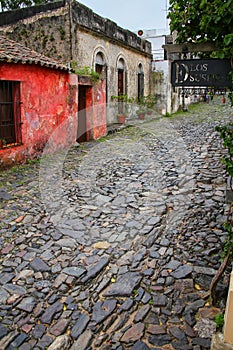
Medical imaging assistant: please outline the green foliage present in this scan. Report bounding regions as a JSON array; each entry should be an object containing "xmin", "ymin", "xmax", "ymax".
[
  {"xmin": 137, "ymin": 95, "xmax": 157, "ymax": 109},
  {"xmin": 26, "ymin": 157, "xmax": 40, "ymax": 165},
  {"xmin": 58, "ymin": 26, "xmax": 65, "ymax": 41},
  {"xmin": 143, "ymin": 95, "xmax": 157, "ymax": 109},
  {"xmin": 96, "ymin": 135, "xmax": 111, "ymax": 143},
  {"xmin": 70, "ymin": 62, "xmax": 100, "ymax": 83},
  {"xmin": 168, "ymin": 0, "xmax": 233, "ymax": 58},
  {"xmin": 222, "ymin": 221, "xmax": 233, "ymax": 260},
  {"xmin": 216, "ymin": 124, "xmax": 233, "ymax": 178},
  {"xmin": 216, "ymin": 123, "xmax": 233, "ymax": 260},
  {"xmin": 229, "ymin": 92, "xmax": 233, "ymax": 107},
  {"xmin": 111, "ymin": 94, "xmax": 135, "ymax": 103},
  {"xmin": 0, "ymin": 138, "xmax": 7, "ymax": 146},
  {"xmin": 42, "ymin": 35, "xmax": 48, "ymax": 49},
  {"xmin": 1, "ymin": 0, "xmax": 53, "ymax": 11},
  {"xmin": 215, "ymin": 313, "xmax": 225, "ymax": 329},
  {"xmin": 136, "ymin": 109, "xmax": 145, "ymax": 115},
  {"xmin": 111, "ymin": 95, "xmax": 135, "ymax": 116}
]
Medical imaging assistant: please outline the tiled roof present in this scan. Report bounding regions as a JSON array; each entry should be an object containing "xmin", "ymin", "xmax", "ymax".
[{"xmin": 0, "ymin": 35, "xmax": 70, "ymax": 71}]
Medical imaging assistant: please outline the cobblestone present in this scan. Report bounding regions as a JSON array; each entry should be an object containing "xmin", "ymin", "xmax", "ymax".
[{"xmin": 0, "ymin": 100, "xmax": 232, "ymax": 349}]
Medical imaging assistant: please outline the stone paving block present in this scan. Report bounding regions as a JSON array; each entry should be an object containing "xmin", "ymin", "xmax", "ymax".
[
  {"xmin": 103, "ymin": 272, "xmax": 142, "ymax": 297},
  {"xmin": 0, "ymin": 103, "xmax": 232, "ymax": 350}
]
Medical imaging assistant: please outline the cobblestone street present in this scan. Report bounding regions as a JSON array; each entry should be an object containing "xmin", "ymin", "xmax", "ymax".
[{"xmin": 0, "ymin": 100, "xmax": 232, "ymax": 350}]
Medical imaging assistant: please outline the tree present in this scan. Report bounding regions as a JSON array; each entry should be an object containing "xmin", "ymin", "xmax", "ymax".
[
  {"xmin": 0, "ymin": 0, "xmax": 53, "ymax": 11},
  {"xmin": 169, "ymin": 0, "xmax": 233, "ymax": 307},
  {"xmin": 168, "ymin": 0, "xmax": 233, "ymax": 58}
]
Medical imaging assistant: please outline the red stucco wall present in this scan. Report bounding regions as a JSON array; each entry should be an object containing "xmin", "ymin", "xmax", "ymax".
[
  {"xmin": 92, "ymin": 79, "xmax": 107, "ymax": 140},
  {"xmin": 77, "ymin": 77, "xmax": 107, "ymax": 142},
  {"xmin": 0, "ymin": 62, "xmax": 78, "ymax": 167}
]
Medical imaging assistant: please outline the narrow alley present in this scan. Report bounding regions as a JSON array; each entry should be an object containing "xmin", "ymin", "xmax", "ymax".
[{"xmin": 0, "ymin": 100, "xmax": 232, "ymax": 350}]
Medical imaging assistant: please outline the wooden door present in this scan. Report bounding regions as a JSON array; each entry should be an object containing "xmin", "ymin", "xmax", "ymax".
[
  {"xmin": 118, "ymin": 69, "xmax": 124, "ymax": 96},
  {"xmin": 138, "ymin": 73, "xmax": 144, "ymax": 101},
  {"xmin": 77, "ymin": 86, "xmax": 87, "ymax": 142},
  {"xmin": 118, "ymin": 70, "xmax": 124, "ymax": 114},
  {"xmin": 0, "ymin": 81, "xmax": 17, "ymax": 144}
]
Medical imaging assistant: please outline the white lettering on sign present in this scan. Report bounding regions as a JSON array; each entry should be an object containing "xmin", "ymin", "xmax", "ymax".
[
  {"xmin": 175, "ymin": 62, "xmax": 209, "ymax": 84},
  {"xmin": 172, "ymin": 59, "xmax": 233, "ymax": 88}
]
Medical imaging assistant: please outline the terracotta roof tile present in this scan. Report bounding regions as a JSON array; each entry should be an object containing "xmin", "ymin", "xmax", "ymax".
[{"xmin": 0, "ymin": 35, "xmax": 70, "ymax": 71}]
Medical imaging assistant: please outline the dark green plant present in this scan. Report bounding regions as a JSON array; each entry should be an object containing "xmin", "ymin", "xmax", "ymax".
[
  {"xmin": 229, "ymin": 92, "xmax": 233, "ymax": 107},
  {"xmin": 42, "ymin": 35, "xmax": 48, "ymax": 49},
  {"xmin": 19, "ymin": 28, "xmax": 28, "ymax": 37},
  {"xmin": 222, "ymin": 221, "xmax": 233, "ymax": 260},
  {"xmin": 216, "ymin": 124, "xmax": 233, "ymax": 260},
  {"xmin": 209, "ymin": 124, "xmax": 233, "ymax": 304},
  {"xmin": 216, "ymin": 124, "xmax": 233, "ymax": 178},
  {"xmin": 58, "ymin": 26, "xmax": 65, "ymax": 40},
  {"xmin": 111, "ymin": 95, "xmax": 135, "ymax": 116},
  {"xmin": 168, "ymin": 0, "xmax": 233, "ymax": 59},
  {"xmin": 136, "ymin": 109, "xmax": 145, "ymax": 115},
  {"xmin": 136, "ymin": 95, "xmax": 157, "ymax": 114},
  {"xmin": 1, "ymin": 0, "xmax": 54, "ymax": 11},
  {"xmin": 215, "ymin": 313, "xmax": 225, "ymax": 330},
  {"xmin": 0, "ymin": 138, "xmax": 7, "ymax": 146},
  {"xmin": 71, "ymin": 62, "xmax": 100, "ymax": 84},
  {"xmin": 144, "ymin": 94, "xmax": 157, "ymax": 109},
  {"xmin": 111, "ymin": 95, "xmax": 134, "ymax": 103}
]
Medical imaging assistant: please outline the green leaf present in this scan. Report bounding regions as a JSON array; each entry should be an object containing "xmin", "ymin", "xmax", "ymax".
[{"xmin": 224, "ymin": 34, "xmax": 233, "ymax": 46}]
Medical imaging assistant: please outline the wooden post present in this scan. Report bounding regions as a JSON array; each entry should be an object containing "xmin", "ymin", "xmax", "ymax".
[{"xmin": 224, "ymin": 270, "xmax": 233, "ymax": 344}]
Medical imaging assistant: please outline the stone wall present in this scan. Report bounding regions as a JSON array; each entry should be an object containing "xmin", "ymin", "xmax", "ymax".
[
  {"xmin": 0, "ymin": 0, "xmax": 151, "ymax": 62},
  {"xmin": 0, "ymin": 4, "xmax": 71, "ymax": 62},
  {"xmin": 0, "ymin": 0, "xmax": 65, "ymax": 26},
  {"xmin": 71, "ymin": 1, "xmax": 151, "ymax": 56},
  {"xmin": 0, "ymin": 0, "xmax": 153, "ymax": 123},
  {"xmin": 0, "ymin": 63, "xmax": 77, "ymax": 167},
  {"xmin": 77, "ymin": 30, "xmax": 151, "ymax": 98}
]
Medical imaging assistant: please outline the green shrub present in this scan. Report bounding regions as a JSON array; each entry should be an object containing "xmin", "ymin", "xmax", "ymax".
[{"xmin": 215, "ymin": 313, "xmax": 225, "ymax": 329}]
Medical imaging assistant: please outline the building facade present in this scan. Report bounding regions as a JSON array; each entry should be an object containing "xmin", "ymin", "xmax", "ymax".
[
  {"xmin": 0, "ymin": 0, "xmax": 152, "ymax": 124},
  {"xmin": 0, "ymin": 35, "xmax": 78, "ymax": 167}
]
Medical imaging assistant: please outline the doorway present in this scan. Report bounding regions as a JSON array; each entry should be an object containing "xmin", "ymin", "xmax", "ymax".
[
  {"xmin": 95, "ymin": 51, "xmax": 107, "ymax": 103},
  {"xmin": 138, "ymin": 64, "xmax": 144, "ymax": 101},
  {"xmin": 118, "ymin": 69, "xmax": 124, "ymax": 96},
  {"xmin": 77, "ymin": 85, "xmax": 88, "ymax": 142}
]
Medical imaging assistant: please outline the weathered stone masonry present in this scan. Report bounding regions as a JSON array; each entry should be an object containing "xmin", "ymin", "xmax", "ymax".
[{"xmin": 0, "ymin": 0, "xmax": 152, "ymax": 108}]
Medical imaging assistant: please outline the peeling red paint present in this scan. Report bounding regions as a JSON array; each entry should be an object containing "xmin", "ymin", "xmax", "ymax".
[
  {"xmin": 0, "ymin": 62, "xmax": 78, "ymax": 167},
  {"xmin": 0, "ymin": 63, "xmax": 107, "ymax": 168},
  {"xmin": 93, "ymin": 79, "xmax": 107, "ymax": 140},
  {"xmin": 78, "ymin": 78, "xmax": 107, "ymax": 142}
]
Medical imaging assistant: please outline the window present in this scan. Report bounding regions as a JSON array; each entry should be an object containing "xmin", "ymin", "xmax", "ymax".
[
  {"xmin": 138, "ymin": 64, "xmax": 144, "ymax": 100},
  {"xmin": 95, "ymin": 52, "xmax": 105, "ymax": 75},
  {"xmin": 117, "ymin": 58, "xmax": 125, "ymax": 96},
  {"xmin": 0, "ymin": 81, "xmax": 21, "ymax": 148}
]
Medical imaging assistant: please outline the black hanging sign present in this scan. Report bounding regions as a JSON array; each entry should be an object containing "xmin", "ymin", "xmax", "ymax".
[{"xmin": 171, "ymin": 59, "xmax": 232, "ymax": 88}]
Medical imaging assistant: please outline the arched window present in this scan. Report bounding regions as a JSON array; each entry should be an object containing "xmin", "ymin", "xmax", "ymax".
[
  {"xmin": 95, "ymin": 52, "xmax": 105, "ymax": 75},
  {"xmin": 138, "ymin": 63, "xmax": 144, "ymax": 100},
  {"xmin": 117, "ymin": 58, "xmax": 125, "ymax": 96},
  {"xmin": 117, "ymin": 58, "xmax": 125, "ymax": 71},
  {"xmin": 138, "ymin": 63, "xmax": 143, "ymax": 74}
]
